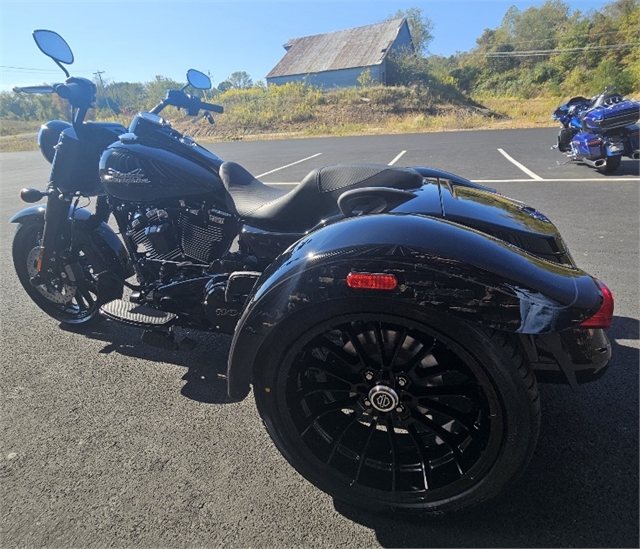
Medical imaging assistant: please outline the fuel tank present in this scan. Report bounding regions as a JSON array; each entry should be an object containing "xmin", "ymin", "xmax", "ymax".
[{"xmin": 100, "ymin": 133, "xmax": 226, "ymax": 204}]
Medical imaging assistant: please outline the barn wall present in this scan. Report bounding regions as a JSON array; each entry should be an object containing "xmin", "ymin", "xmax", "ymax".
[
  {"xmin": 391, "ymin": 23, "xmax": 414, "ymax": 53},
  {"xmin": 267, "ymin": 65, "xmax": 383, "ymax": 88}
]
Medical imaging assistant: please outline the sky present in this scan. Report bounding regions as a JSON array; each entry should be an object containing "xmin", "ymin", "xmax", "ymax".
[{"xmin": 0, "ymin": 0, "xmax": 612, "ymax": 92}]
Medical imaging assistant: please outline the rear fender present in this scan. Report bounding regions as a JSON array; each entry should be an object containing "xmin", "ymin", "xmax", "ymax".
[
  {"xmin": 411, "ymin": 166, "xmax": 497, "ymax": 193},
  {"xmin": 10, "ymin": 204, "xmax": 131, "ymax": 283},
  {"xmin": 227, "ymin": 214, "xmax": 604, "ymax": 400}
]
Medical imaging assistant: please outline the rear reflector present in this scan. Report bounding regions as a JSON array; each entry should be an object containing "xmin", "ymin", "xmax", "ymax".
[
  {"xmin": 580, "ymin": 280, "xmax": 614, "ymax": 329},
  {"xmin": 346, "ymin": 272, "xmax": 397, "ymax": 291}
]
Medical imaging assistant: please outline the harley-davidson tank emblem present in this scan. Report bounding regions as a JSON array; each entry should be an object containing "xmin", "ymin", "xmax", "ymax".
[{"xmin": 106, "ymin": 168, "xmax": 151, "ymax": 185}]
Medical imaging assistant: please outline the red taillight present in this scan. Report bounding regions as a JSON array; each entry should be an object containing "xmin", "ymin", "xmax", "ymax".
[
  {"xmin": 580, "ymin": 280, "xmax": 614, "ymax": 329},
  {"xmin": 346, "ymin": 272, "xmax": 397, "ymax": 291}
]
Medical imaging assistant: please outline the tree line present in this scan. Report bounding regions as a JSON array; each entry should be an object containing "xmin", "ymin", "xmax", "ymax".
[
  {"xmin": 405, "ymin": 0, "xmax": 639, "ymax": 98},
  {"xmin": 0, "ymin": 71, "xmax": 259, "ymax": 125},
  {"xmin": 1, "ymin": 0, "xmax": 637, "ymax": 124}
]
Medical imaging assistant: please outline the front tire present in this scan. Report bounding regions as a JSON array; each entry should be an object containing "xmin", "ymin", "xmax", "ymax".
[
  {"xmin": 254, "ymin": 302, "xmax": 540, "ymax": 515},
  {"xmin": 12, "ymin": 220, "xmax": 111, "ymax": 326}
]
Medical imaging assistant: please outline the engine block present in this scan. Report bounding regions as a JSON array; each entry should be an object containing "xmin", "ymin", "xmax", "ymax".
[{"xmin": 126, "ymin": 202, "xmax": 237, "ymax": 264}]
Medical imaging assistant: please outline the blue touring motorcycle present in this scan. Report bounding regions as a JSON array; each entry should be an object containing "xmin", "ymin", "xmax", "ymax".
[
  {"xmin": 11, "ymin": 30, "xmax": 614, "ymax": 515},
  {"xmin": 552, "ymin": 87, "xmax": 640, "ymax": 173}
]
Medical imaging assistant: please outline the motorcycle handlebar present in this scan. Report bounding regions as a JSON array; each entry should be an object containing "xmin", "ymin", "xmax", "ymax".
[
  {"xmin": 151, "ymin": 90, "xmax": 223, "ymax": 116},
  {"xmin": 54, "ymin": 82, "xmax": 80, "ymax": 100},
  {"xmin": 13, "ymin": 85, "xmax": 56, "ymax": 94},
  {"xmin": 199, "ymin": 101, "xmax": 224, "ymax": 114},
  {"xmin": 14, "ymin": 78, "xmax": 95, "ymax": 123},
  {"xmin": 53, "ymin": 78, "xmax": 96, "ymax": 110}
]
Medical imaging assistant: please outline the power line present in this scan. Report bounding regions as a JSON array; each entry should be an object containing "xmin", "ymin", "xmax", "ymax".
[
  {"xmin": 1, "ymin": 65, "xmax": 66, "ymax": 73},
  {"xmin": 0, "ymin": 65, "xmax": 94, "ymax": 74},
  {"xmin": 484, "ymin": 29, "xmax": 626, "ymax": 47},
  {"xmin": 484, "ymin": 42, "xmax": 640, "ymax": 57}
]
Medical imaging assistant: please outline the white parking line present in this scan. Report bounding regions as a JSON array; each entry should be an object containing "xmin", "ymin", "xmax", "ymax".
[
  {"xmin": 497, "ymin": 148, "xmax": 543, "ymax": 180},
  {"xmin": 255, "ymin": 153, "xmax": 322, "ymax": 178},
  {"xmin": 388, "ymin": 150, "xmax": 407, "ymax": 166},
  {"xmin": 478, "ymin": 177, "xmax": 639, "ymax": 183}
]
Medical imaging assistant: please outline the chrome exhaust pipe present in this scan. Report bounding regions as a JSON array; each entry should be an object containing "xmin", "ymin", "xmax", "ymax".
[{"xmin": 583, "ymin": 158, "xmax": 606, "ymax": 168}]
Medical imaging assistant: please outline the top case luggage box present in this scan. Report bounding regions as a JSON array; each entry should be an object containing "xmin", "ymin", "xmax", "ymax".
[{"xmin": 582, "ymin": 100, "xmax": 640, "ymax": 131}]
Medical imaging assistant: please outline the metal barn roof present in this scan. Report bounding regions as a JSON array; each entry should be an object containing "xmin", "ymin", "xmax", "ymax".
[{"xmin": 266, "ymin": 18, "xmax": 410, "ymax": 78}]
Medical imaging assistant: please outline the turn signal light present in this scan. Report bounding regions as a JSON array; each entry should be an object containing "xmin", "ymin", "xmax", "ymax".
[
  {"xmin": 580, "ymin": 280, "xmax": 614, "ymax": 329},
  {"xmin": 20, "ymin": 188, "xmax": 45, "ymax": 203},
  {"xmin": 346, "ymin": 272, "xmax": 397, "ymax": 290}
]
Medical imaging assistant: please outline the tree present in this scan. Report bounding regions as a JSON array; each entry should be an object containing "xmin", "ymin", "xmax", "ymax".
[
  {"xmin": 357, "ymin": 69, "xmax": 375, "ymax": 88},
  {"xmin": 500, "ymin": 5, "xmax": 522, "ymax": 37},
  {"xmin": 224, "ymin": 71, "xmax": 253, "ymax": 90},
  {"xmin": 385, "ymin": 7, "xmax": 434, "ymax": 56},
  {"xmin": 382, "ymin": 7, "xmax": 434, "ymax": 87},
  {"xmin": 144, "ymin": 75, "xmax": 186, "ymax": 110},
  {"xmin": 552, "ymin": 15, "xmax": 593, "ymax": 73},
  {"xmin": 515, "ymin": 1, "xmax": 569, "ymax": 46}
]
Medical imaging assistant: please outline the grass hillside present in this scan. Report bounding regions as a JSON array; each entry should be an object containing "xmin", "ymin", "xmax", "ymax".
[
  {"xmin": 0, "ymin": 84, "xmax": 564, "ymax": 153},
  {"xmin": 174, "ymin": 84, "xmax": 538, "ymax": 141}
]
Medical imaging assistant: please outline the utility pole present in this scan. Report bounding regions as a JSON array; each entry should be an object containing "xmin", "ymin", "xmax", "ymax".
[
  {"xmin": 94, "ymin": 70, "xmax": 105, "ymax": 88},
  {"xmin": 203, "ymin": 70, "xmax": 214, "ymax": 101}
]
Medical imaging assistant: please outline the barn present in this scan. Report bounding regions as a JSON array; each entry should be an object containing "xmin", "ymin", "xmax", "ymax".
[{"xmin": 266, "ymin": 18, "xmax": 414, "ymax": 88}]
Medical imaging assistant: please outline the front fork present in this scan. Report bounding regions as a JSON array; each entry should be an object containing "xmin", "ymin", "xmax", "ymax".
[
  {"xmin": 30, "ymin": 191, "xmax": 74, "ymax": 286},
  {"xmin": 30, "ymin": 190, "xmax": 112, "ymax": 286}
]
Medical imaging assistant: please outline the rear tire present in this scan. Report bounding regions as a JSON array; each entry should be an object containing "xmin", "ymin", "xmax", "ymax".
[
  {"xmin": 12, "ymin": 220, "xmax": 111, "ymax": 326},
  {"xmin": 254, "ymin": 301, "xmax": 540, "ymax": 515},
  {"xmin": 599, "ymin": 155, "xmax": 621, "ymax": 173}
]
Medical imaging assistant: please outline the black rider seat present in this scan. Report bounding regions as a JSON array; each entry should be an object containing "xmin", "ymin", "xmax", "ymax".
[{"xmin": 219, "ymin": 162, "xmax": 423, "ymax": 233}]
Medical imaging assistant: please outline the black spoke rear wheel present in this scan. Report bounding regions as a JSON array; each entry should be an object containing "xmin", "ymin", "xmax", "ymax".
[{"xmin": 255, "ymin": 305, "xmax": 540, "ymax": 514}]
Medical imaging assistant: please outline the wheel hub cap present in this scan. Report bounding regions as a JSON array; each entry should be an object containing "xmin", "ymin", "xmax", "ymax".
[{"xmin": 368, "ymin": 385, "xmax": 399, "ymax": 412}]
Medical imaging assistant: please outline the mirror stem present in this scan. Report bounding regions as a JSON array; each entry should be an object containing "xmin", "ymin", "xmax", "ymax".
[{"xmin": 54, "ymin": 59, "xmax": 70, "ymax": 78}]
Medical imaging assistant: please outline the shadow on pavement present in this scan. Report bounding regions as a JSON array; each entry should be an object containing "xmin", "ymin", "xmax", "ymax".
[
  {"xmin": 604, "ymin": 159, "xmax": 639, "ymax": 177},
  {"xmin": 60, "ymin": 319, "xmax": 234, "ymax": 404}
]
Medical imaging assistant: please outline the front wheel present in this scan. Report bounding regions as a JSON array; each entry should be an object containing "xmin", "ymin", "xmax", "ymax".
[
  {"xmin": 12, "ymin": 220, "xmax": 111, "ymax": 326},
  {"xmin": 254, "ymin": 303, "xmax": 541, "ymax": 515}
]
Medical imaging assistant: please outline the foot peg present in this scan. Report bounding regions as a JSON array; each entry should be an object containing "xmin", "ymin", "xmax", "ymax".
[{"xmin": 100, "ymin": 299, "xmax": 176, "ymax": 327}]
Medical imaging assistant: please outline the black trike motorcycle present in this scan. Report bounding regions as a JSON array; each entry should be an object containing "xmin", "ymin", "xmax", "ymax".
[{"xmin": 11, "ymin": 30, "xmax": 613, "ymax": 515}]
